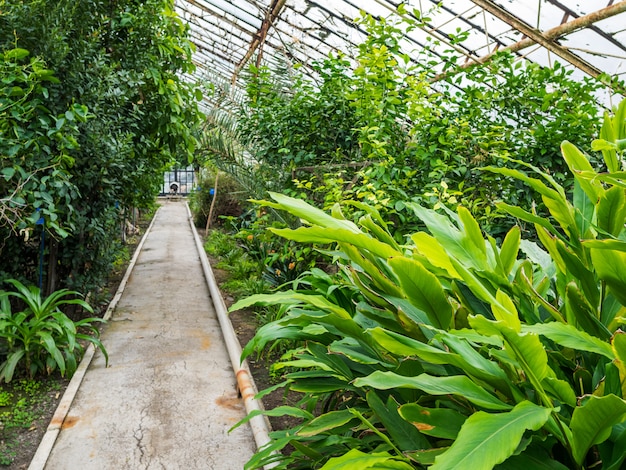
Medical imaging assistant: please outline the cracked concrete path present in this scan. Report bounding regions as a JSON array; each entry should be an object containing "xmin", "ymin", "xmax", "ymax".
[{"xmin": 44, "ymin": 200, "xmax": 256, "ymax": 469}]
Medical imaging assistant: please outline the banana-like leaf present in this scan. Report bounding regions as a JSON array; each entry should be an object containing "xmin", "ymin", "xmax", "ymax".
[
  {"xmin": 573, "ymin": 180, "xmax": 596, "ymax": 240},
  {"xmin": 270, "ymin": 226, "xmax": 400, "ymax": 260},
  {"xmin": 591, "ymin": 247, "xmax": 626, "ymax": 307},
  {"xmin": 570, "ymin": 395, "xmax": 626, "ymax": 466},
  {"xmin": 561, "ymin": 141, "xmax": 603, "ymax": 203},
  {"xmin": 367, "ymin": 392, "xmax": 430, "ymax": 450},
  {"xmin": 583, "ymin": 239, "xmax": 626, "ymax": 252},
  {"xmin": 499, "ymin": 328, "xmax": 554, "ymax": 395},
  {"xmin": 535, "ymin": 226, "xmax": 567, "ymax": 274},
  {"xmin": 598, "ymin": 422, "xmax": 626, "ymax": 470},
  {"xmin": 369, "ymin": 327, "xmax": 509, "ymax": 390},
  {"xmin": 399, "ymin": 402, "xmax": 466, "ymax": 439},
  {"xmin": 354, "ymin": 371, "xmax": 511, "ymax": 410},
  {"xmin": 597, "ymin": 186, "xmax": 626, "ymax": 237},
  {"xmin": 411, "ymin": 232, "xmax": 460, "ymax": 279},
  {"xmin": 493, "ymin": 446, "xmax": 570, "ymax": 469},
  {"xmin": 260, "ymin": 191, "xmax": 360, "ymax": 232},
  {"xmin": 407, "ymin": 203, "xmax": 487, "ymax": 270},
  {"xmin": 485, "ymin": 167, "xmax": 574, "ymax": 235},
  {"xmin": 492, "ymin": 289, "xmax": 521, "ymax": 332},
  {"xmin": 598, "ymin": 111, "xmax": 619, "ymax": 173},
  {"xmin": 430, "ymin": 401, "xmax": 551, "ymax": 470},
  {"xmin": 457, "ymin": 206, "xmax": 487, "ymax": 258},
  {"xmin": 575, "ymin": 170, "xmax": 626, "ymax": 190},
  {"xmin": 387, "ymin": 256, "xmax": 453, "ymax": 329},
  {"xmin": 498, "ymin": 203, "xmax": 560, "ymax": 239},
  {"xmin": 556, "ymin": 241, "xmax": 599, "ymax": 308},
  {"xmin": 565, "ymin": 282, "xmax": 612, "ymax": 340},
  {"xmin": 499, "ymin": 226, "xmax": 521, "ymax": 277},
  {"xmin": 523, "ymin": 322, "xmax": 614, "ymax": 359},
  {"xmin": 319, "ymin": 449, "xmax": 413, "ymax": 470},
  {"xmin": 297, "ymin": 410, "xmax": 359, "ymax": 437}
]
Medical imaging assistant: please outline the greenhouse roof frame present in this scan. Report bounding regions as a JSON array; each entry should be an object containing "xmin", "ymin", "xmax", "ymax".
[{"xmin": 174, "ymin": 0, "xmax": 626, "ymax": 109}]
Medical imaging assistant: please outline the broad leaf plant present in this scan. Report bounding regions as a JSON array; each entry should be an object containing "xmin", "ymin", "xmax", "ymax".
[{"xmin": 232, "ymin": 102, "xmax": 626, "ymax": 469}]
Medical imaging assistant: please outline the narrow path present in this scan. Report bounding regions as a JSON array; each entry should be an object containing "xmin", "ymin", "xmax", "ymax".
[{"xmin": 43, "ymin": 200, "xmax": 256, "ymax": 469}]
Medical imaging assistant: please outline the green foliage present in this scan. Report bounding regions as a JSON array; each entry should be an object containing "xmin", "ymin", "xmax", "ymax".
[
  {"xmin": 0, "ymin": 279, "xmax": 107, "ymax": 382},
  {"xmin": 0, "ymin": 0, "xmax": 202, "ymax": 293},
  {"xmin": 220, "ymin": 8, "xmax": 604, "ymax": 239},
  {"xmin": 0, "ymin": 377, "xmax": 61, "ymax": 465},
  {"xmin": 231, "ymin": 104, "xmax": 626, "ymax": 470},
  {"xmin": 188, "ymin": 168, "xmax": 246, "ymax": 228}
]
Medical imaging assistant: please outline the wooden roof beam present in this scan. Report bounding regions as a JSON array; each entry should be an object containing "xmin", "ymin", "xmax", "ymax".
[
  {"xmin": 468, "ymin": 0, "xmax": 626, "ymax": 79},
  {"xmin": 231, "ymin": 0, "xmax": 287, "ymax": 84}
]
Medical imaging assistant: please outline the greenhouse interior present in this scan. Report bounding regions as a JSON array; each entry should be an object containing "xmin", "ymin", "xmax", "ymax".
[{"xmin": 2, "ymin": 0, "xmax": 626, "ymax": 469}]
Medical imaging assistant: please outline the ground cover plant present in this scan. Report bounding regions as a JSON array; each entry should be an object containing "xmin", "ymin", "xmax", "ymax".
[
  {"xmin": 231, "ymin": 102, "xmax": 626, "ymax": 469},
  {"xmin": 0, "ymin": 377, "xmax": 64, "ymax": 466}
]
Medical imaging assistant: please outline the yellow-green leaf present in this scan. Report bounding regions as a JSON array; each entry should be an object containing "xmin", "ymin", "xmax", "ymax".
[
  {"xmin": 431, "ymin": 401, "xmax": 551, "ymax": 470},
  {"xmin": 492, "ymin": 289, "xmax": 521, "ymax": 332},
  {"xmin": 388, "ymin": 256, "xmax": 453, "ymax": 329}
]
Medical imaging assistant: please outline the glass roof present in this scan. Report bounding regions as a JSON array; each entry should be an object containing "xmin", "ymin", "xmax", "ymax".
[{"xmin": 174, "ymin": 0, "xmax": 626, "ymax": 109}]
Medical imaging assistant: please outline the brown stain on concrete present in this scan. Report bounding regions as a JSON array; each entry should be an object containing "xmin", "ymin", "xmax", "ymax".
[
  {"xmin": 216, "ymin": 395, "xmax": 243, "ymax": 411},
  {"xmin": 200, "ymin": 336, "xmax": 211, "ymax": 350},
  {"xmin": 62, "ymin": 415, "xmax": 80, "ymax": 429}
]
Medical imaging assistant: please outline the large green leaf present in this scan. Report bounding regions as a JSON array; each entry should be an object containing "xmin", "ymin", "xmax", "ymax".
[
  {"xmin": 561, "ymin": 141, "xmax": 603, "ymax": 203},
  {"xmin": 597, "ymin": 186, "xmax": 626, "ymax": 237},
  {"xmin": 457, "ymin": 206, "xmax": 487, "ymax": 259},
  {"xmin": 297, "ymin": 410, "xmax": 361, "ymax": 438},
  {"xmin": 492, "ymin": 289, "xmax": 521, "ymax": 332},
  {"xmin": 319, "ymin": 449, "xmax": 413, "ymax": 470},
  {"xmin": 407, "ymin": 203, "xmax": 487, "ymax": 269},
  {"xmin": 566, "ymin": 282, "xmax": 612, "ymax": 340},
  {"xmin": 411, "ymin": 232, "xmax": 460, "ymax": 278},
  {"xmin": 367, "ymin": 392, "xmax": 431, "ymax": 450},
  {"xmin": 430, "ymin": 401, "xmax": 551, "ymax": 470},
  {"xmin": 399, "ymin": 403, "xmax": 466, "ymax": 439},
  {"xmin": 497, "ymin": 203, "xmax": 560, "ymax": 239},
  {"xmin": 270, "ymin": 226, "xmax": 400, "ymax": 259},
  {"xmin": 499, "ymin": 226, "xmax": 521, "ymax": 277},
  {"xmin": 354, "ymin": 371, "xmax": 511, "ymax": 410},
  {"xmin": 591, "ymin": 247, "xmax": 626, "ymax": 307},
  {"xmin": 259, "ymin": 192, "xmax": 359, "ymax": 232},
  {"xmin": 387, "ymin": 256, "xmax": 453, "ymax": 329},
  {"xmin": 556, "ymin": 241, "xmax": 599, "ymax": 308},
  {"xmin": 486, "ymin": 167, "xmax": 574, "ymax": 235},
  {"xmin": 570, "ymin": 395, "xmax": 626, "ymax": 466},
  {"xmin": 369, "ymin": 328, "xmax": 509, "ymax": 390},
  {"xmin": 597, "ymin": 111, "xmax": 619, "ymax": 173},
  {"xmin": 493, "ymin": 446, "xmax": 570, "ymax": 470},
  {"xmin": 613, "ymin": 331, "xmax": 626, "ymax": 397},
  {"xmin": 523, "ymin": 322, "xmax": 614, "ymax": 359},
  {"xmin": 597, "ymin": 422, "xmax": 626, "ymax": 470}
]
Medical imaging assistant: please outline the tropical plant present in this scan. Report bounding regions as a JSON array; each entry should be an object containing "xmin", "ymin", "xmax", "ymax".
[
  {"xmin": 0, "ymin": 279, "xmax": 107, "ymax": 382},
  {"xmin": 230, "ymin": 102, "xmax": 626, "ymax": 469}
]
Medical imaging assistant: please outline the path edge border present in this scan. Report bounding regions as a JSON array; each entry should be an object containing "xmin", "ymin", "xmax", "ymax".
[{"xmin": 185, "ymin": 202, "xmax": 277, "ymax": 469}]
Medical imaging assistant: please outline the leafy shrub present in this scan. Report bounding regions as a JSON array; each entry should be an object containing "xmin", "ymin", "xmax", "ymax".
[
  {"xmin": 231, "ymin": 104, "xmax": 626, "ymax": 469},
  {"xmin": 0, "ymin": 279, "xmax": 107, "ymax": 382},
  {"xmin": 190, "ymin": 168, "xmax": 247, "ymax": 228}
]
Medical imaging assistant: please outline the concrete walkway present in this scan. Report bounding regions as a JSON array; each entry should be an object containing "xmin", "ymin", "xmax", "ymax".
[{"xmin": 41, "ymin": 200, "xmax": 256, "ymax": 469}]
